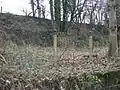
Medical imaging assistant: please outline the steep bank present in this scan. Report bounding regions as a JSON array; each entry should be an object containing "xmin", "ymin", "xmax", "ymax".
[{"xmin": 0, "ymin": 13, "xmax": 107, "ymax": 47}]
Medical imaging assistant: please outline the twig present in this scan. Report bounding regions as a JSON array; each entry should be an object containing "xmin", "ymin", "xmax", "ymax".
[
  {"xmin": 57, "ymin": 46, "xmax": 69, "ymax": 61},
  {"xmin": 0, "ymin": 54, "xmax": 8, "ymax": 64}
]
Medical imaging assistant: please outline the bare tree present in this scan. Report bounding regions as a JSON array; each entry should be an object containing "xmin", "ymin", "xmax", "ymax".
[
  {"xmin": 54, "ymin": 0, "xmax": 61, "ymax": 31},
  {"xmin": 48, "ymin": 0, "xmax": 108, "ymax": 33},
  {"xmin": 30, "ymin": 0, "xmax": 35, "ymax": 17},
  {"xmin": 50, "ymin": 0, "xmax": 54, "ymax": 31},
  {"xmin": 36, "ymin": 0, "xmax": 41, "ymax": 18},
  {"xmin": 42, "ymin": 5, "xmax": 46, "ymax": 18},
  {"xmin": 108, "ymin": 0, "xmax": 118, "ymax": 56},
  {"xmin": 116, "ymin": 0, "xmax": 120, "ymax": 53},
  {"xmin": 22, "ymin": 9, "xmax": 32, "ymax": 16}
]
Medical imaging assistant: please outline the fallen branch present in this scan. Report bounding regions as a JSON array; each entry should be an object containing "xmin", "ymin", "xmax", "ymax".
[{"xmin": 0, "ymin": 54, "xmax": 8, "ymax": 65}]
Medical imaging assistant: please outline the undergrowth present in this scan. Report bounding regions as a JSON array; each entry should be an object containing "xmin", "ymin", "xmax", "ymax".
[{"xmin": 0, "ymin": 41, "xmax": 119, "ymax": 90}]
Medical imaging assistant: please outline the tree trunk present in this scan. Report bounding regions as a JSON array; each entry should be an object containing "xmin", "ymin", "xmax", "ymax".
[
  {"xmin": 50, "ymin": 0, "xmax": 54, "ymax": 31},
  {"xmin": 62, "ymin": 0, "xmax": 68, "ymax": 33},
  {"xmin": 70, "ymin": 0, "xmax": 76, "ymax": 22},
  {"xmin": 42, "ymin": 6, "xmax": 45, "ymax": 18},
  {"xmin": 36, "ymin": 0, "xmax": 41, "ymax": 18},
  {"xmin": 54, "ymin": 0, "xmax": 61, "ymax": 31},
  {"xmin": 30, "ymin": 0, "xmax": 35, "ymax": 17},
  {"xmin": 108, "ymin": 0, "xmax": 118, "ymax": 56},
  {"xmin": 50, "ymin": 0, "xmax": 57, "ymax": 59},
  {"xmin": 116, "ymin": 0, "xmax": 120, "ymax": 53}
]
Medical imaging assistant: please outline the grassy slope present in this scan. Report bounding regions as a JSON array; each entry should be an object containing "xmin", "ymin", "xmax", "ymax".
[{"xmin": 0, "ymin": 13, "xmax": 108, "ymax": 47}]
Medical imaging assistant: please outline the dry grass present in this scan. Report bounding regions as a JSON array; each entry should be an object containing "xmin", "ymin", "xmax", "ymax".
[
  {"xmin": 2, "ymin": 41, "xmax": 119, "ymax": 77},
  {"xmin": 0, "ymin": 41, "xmax": 120, "ymax": 90}
]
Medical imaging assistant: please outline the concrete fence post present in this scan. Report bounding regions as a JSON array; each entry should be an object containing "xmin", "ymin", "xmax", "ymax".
[
  {"xmin": 53, "ymin": 30, "xmax": 57, "ymax": 60},
  {"xmin": 89, "ymin": 31, "xmax": 93, "ymax": 58}
]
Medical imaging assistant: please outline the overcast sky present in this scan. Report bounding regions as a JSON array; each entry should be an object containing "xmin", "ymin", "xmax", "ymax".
[{"xmin": 0, "ymin": 0, "xmax": 50, "ymax": 18}]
